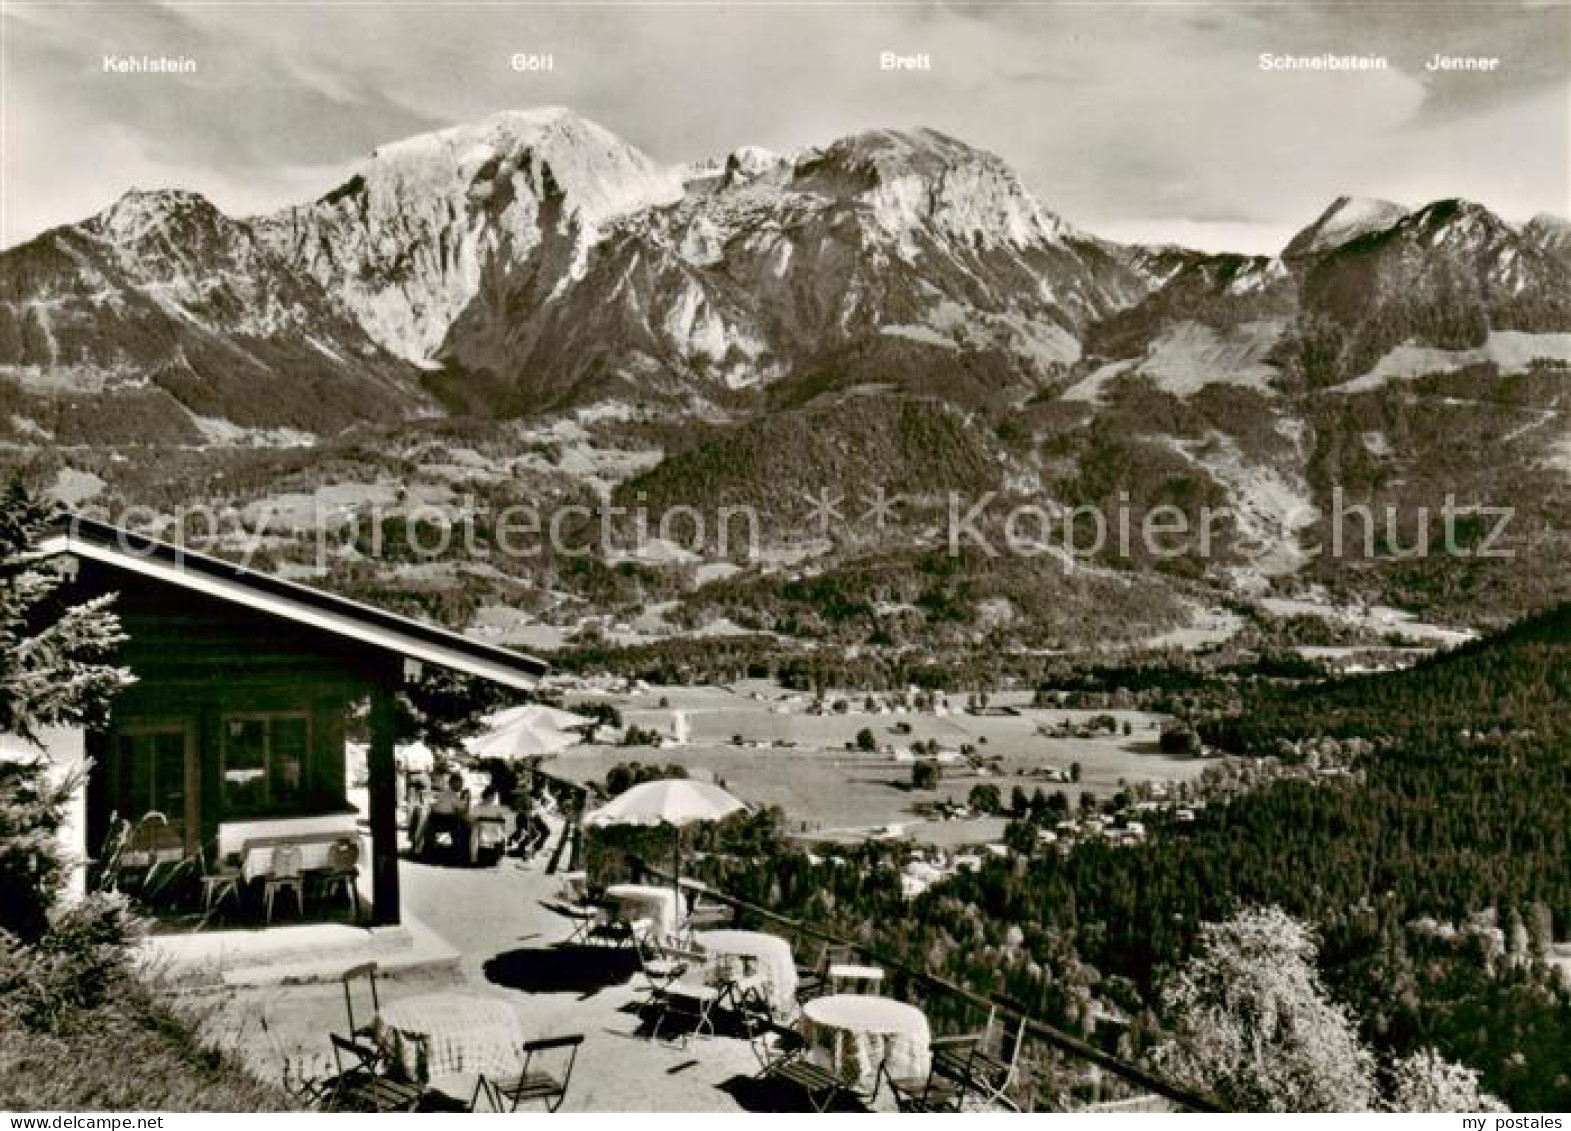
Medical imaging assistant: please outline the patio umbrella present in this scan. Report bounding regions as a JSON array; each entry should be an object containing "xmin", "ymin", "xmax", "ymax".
[
  {"xmin": 466, "ymin": 704, "xmax": 592, "ymax": 761},
  {"xmin": 484, "ymin": 704, "xmax": 596, "ymax": 733},
  {"xmin": 582, "ymin": 778, "xmax": 748, "ymax": 896}
]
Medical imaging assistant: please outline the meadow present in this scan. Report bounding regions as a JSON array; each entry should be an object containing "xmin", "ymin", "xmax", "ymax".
[{"xmin": 551, "ymin": 682, "xmax": 1208, "ymax": 843}]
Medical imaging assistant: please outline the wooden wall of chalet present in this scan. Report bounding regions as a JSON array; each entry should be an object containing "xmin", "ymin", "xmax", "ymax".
[{"xmin": 75, "ymin": 561, "xmax": 391, "ymax": 856}]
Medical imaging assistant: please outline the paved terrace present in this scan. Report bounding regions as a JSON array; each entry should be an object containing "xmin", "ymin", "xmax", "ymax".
[
  {"xmin": 189, "ymin": 854, "xmax": 802, "ymax": 1112},
  {"xmin": 175, "ymin": 846, "xmax": 1203, "ymax": 1112}
]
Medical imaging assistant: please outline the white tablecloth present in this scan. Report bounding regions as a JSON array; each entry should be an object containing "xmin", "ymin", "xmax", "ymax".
[
  {"xmin": 239, "ymin": 834, "xmax": 355, "ymax": 883},
  {"xmin": 605, "ymin": 883, "xmax": 683, "ymax": 940},
  {"xmin": 218, "ymin": 812, "xmax": 357, "ymax": 859},
  {"xmin": 695, "ymin": 929, "xmax": 799, "ymax": 1018},
  {"xmin": 376, "ymin": 992, "xmax": 523, "ymax": 1083},
  {"xmin": 802, "ymin": 994, "xmax": 931, "ymax": 1094}
]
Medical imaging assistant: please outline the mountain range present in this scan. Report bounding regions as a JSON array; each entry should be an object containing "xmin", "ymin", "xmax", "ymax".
[{"xmin": 2, "ymin": 107, "xmax": 1568, "ymax": 634}]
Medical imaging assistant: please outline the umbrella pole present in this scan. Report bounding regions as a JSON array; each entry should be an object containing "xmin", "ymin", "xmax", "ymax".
[{"xmin": 672, "ymin": 825, "xmax": 681, "ymax": 901}]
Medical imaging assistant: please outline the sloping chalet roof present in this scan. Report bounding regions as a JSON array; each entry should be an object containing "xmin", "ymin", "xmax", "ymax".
[{"xmin": 34, "ymin": 515, "xmax": 547, "ymax": 691}]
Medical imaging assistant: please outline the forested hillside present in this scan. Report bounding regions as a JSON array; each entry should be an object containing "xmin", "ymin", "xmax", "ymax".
[{"xmin": 703, "ymin": 603, "xmax": 1571, "ymax": 1109}]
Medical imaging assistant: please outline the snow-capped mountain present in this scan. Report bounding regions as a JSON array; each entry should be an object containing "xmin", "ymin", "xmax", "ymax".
[
  {"xmin": 0, "ymin": 187, "xmax": 429, "ymax": 442},
  {"xmin": 1523, "ymin": 212, "xmax": 1571, "ymax": 272},
  {"xmin": 256, "ymin": 108, "xmax": 684, "ymax": 367},
  {"xmin": 1289, "ymin": 198, "xmax": 1571, "ymax": 385},
  {"xmin": 1282, "ymin": 196, "xmax": 1410, "ymax": 259},
  {"xmin": 2, "ymin": 107, "xmax": 1568, "ymax": 628},
  {"xmin": 1084, "ymin": 195, "xmax": 1571, "ymax": 395},
  {"xmin": 442, "ymin": 124, "xmax": 1148, "ymax": 407},
  {"xmin": 2, "ymin": 107, "xmax": 1567, "ymax": 437}
]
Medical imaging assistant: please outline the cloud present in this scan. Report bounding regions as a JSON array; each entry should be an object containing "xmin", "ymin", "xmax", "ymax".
[{"xmin": 2, "ymin": 1, "xmax": 1565, "ymax": 252}]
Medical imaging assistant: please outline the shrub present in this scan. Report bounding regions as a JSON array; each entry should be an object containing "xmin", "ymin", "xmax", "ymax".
[{"xmin": 0, "ymin": 895, "xmax": 137, "ymax": 1030}]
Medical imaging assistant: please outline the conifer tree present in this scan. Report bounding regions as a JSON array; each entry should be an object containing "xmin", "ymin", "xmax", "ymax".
[{"xmin": 0, "ymin": 487, "xmax": 133, "ymax": 940}]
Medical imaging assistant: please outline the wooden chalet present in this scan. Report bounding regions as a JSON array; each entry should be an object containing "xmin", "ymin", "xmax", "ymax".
[{"xmin": 26, "ymin": 515, "xmax": 546, "ymax": 926}]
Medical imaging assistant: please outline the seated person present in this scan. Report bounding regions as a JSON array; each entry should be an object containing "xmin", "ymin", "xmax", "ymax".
[
  {"xmin": 424, "ymin": 772, "xmax": 471, "ymax": 857},
  {"xmin": 467, "ymin": 787, "xmax": 513, "ymax": 864}
]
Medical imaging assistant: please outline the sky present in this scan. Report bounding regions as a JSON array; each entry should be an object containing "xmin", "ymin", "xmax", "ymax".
[{"xmin": 2, "ymin": 1, "xmax": 1568, "ymax": 254}]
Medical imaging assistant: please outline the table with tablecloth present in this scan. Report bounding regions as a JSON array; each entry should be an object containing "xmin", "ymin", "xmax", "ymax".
[
  {"xmin": 801, "ymin": 994, "xmax": 931, "ymax": 1095},
  {"xmin": 375, "ymin": 992, "xmax": 524, "ymax": 1084},
  {"xmin": 238, "ymin": 833, "xmax": 356, "ymax": 883},
  {"xmin": 694, "ymin": 929, "xmax": 799, "ymax": 1019},
  {"xmin": 605, "ymin": 883, "xmax": 683, "ymax": 940}
]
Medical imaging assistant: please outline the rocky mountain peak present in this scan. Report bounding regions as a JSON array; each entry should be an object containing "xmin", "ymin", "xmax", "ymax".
[
  {"xmin": 1524, "ymin": 211, "xmax": 1571, "ymax": 238},
  {"xmin": 364, "ymin": 107, "xmax": 682, "ymax": 228},
  {"xmin": 793, "ymin": 126, "xmax": 1073, "ymax": 249},
  {"xmin": 1400, "ymin": 197, "xmax": 1507, "ymax": 240},
  {"xmin": 258, "ymin": 107, "xmax": 684, "ymax": 365},
  {"xmin": 724, "ymin": 145, "xmax": 788, "ymax": 185},
  {"xmin": 1523, "ymin": 212, "xmax": 1571, "ymax": 266},
  {"xmin": 1283, "ymin": 195, "xmax": 1409, "ymax": 258},
  {"xmin": 88, "ymin": 188, "xmax": 224, "ymax": 245}
]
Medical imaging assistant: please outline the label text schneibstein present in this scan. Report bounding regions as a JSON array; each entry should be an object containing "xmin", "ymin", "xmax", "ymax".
[{"xmin": 1259, "ymin": 53, "xmax": 1388, "ymax": 71}]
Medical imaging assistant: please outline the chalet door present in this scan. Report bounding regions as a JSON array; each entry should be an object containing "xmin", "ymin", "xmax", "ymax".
[{"xmin": 113, "ymin": 724, "xmax": 199, "ymax": 852}]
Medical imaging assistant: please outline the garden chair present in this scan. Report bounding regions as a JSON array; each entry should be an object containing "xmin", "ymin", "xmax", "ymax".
[
  {"xmin": 932, "ymin": 1002, "xmax": 1027, "ymax": 1111},
  {"xmin": 538, "ymin": 896, "xmax": 601, "ymax": 944},
  {"xmin": 648, "ymin": 970, "xmax": 722, "ymax": 1047},
  {"xmin": 318, "ymin": 837, "xmax": 361, "ymax": 920},
  {"xmin": 198, "ymin": 844, "xmax": 243, "ymax": 915},
  {"xmin": 470, "ymin": 1033, "xmax": 584, "ymax": 1113},
  {"xmin": 759, "ymin": 1035, "xmax": 854, "ymax": 1113},
  {"xmin": 586, "ymin": 906, "xmax": 640, "ymax": 948},
  {"xmin": 680, "ymin": 898, "xmax": 732, "ymax": 941},
  {"xmin": 324, "ymin": 1033, "xmax": 422, "ymax": 1112},
  {"xmin": 338, "ymin": 962, "xmax": 382, "ymax": 1041},
  {"xmin": 795, "ymin": 941, "xmax": 854, "ymax": 1003},
  {"xmin": 882, "ymin": 1053, "xmax": 968, "ymax": 1112},
  {"xmin": 263, "ymin": 843, "xmax": 305, "ymax": 922},
  {"xmin": 633, "ymin": 926, "xmax": 697, "ymax": 996}
]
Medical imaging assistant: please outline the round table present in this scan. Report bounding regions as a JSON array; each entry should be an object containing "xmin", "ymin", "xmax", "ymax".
[
  {"xmin": 802, "ymin": 994, "xmax": 931, "ymax": 1095},
  {"xmin": 605, "ymin": 883, "xmax": 683, "ymax": 940},
  {"xmin": 376, "ymin": 992, "xmax": 524, "ymax": 1083},
  {"xmin": 694, "ymin": 929, "xmax": 799, "ymax": 1018}
]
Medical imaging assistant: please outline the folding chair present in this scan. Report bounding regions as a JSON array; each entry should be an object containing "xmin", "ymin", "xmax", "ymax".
[
  {"xmin": 760, "ymin": 1038, "xmax": 854, "ymax": 1114},
  {"xmin": 339, "ymin": 962, "xmax": 382, "ymax": 1041},
  {"xmin": 649, "ymin": 974, "xmax": 722, "ymax": 1047},
  {"xmin": 540, "ymin": 898, "xmax": 601, "ymax": 944},
  {"xmin": 634, "ymin": 927, "xmax": 698, "ymax": 997},
  {"xmin": 882, "ymin": 1054, "xmax": 968, "ymax": 1112},
  {"xmin": 324, "ymin": 1033, "xmax": 422, "ymax": 1112},
  {"xmin": 680, "ymin": 900, "xmax": 732, "ymax": 942},
  {"xmin": 586, "ymin": 908, "xmax": 640, "ymax": 948},
  {"xmin": 471, "ymin": 1034, "xmax": 585, "ymax": 1112},
  {"xmin": 795, "ymin": 941, "xmax": 853, "ymax": 1003},
  {"xmin": 932, "ymin": 1003, "xmax": 1026, "ymax": 1111}
]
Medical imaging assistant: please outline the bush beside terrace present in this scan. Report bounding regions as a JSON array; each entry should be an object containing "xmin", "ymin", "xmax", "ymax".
[{"xmin": 0, "ymin": 484, "xmax": 298, "ymax": 1111}]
